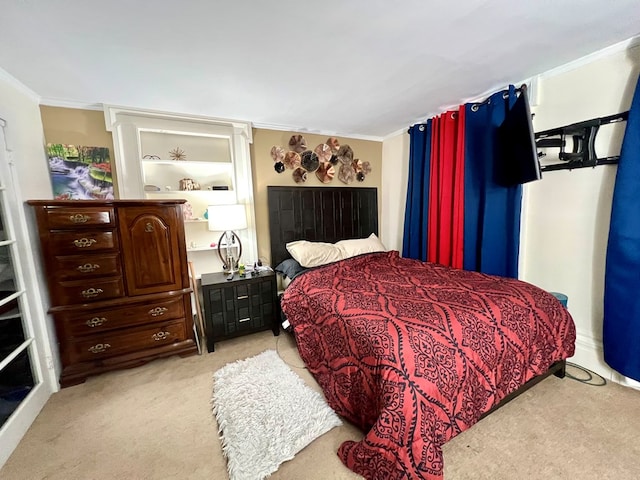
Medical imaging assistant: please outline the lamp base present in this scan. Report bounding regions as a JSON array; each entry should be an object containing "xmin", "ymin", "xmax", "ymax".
[{"xmin": 217, "ymin": 230, "xmax": 243, "ymax": 273}]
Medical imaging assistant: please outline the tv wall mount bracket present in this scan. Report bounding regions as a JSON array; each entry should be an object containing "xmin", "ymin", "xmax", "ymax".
[{"xmin": 535, "ymin": 111, "xmax": 629, "ymax": 172}]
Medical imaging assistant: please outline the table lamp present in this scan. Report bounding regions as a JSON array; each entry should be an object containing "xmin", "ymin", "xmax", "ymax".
[{"xmin": 207, "ymin": 204, "xmax": 248, "ymax": 273}]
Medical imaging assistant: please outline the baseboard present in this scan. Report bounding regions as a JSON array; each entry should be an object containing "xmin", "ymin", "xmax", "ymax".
[
  {"xmin": 613, "ymin": 373, "xmax": 640, "ymax": 390},
  {"xmin": 570, "ymin": 331, "xmax": 640, "ymax": 389},
  {"xmin": 570, "ymin": 332, "xmax": 610, "ymax": 377}
]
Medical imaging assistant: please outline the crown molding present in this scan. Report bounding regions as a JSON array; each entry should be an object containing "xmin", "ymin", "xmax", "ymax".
[
  {"xmin": 252, "ymin": 121, "xmax": 383, "ymax": 142},
  {"xmin": 383, "ymin": 127, "xmax": 409, "ymax": 141},
  {"xmin": 102, "ymin": 103, "xmax": 253, "ymax": 140},
  {"xmin": 39, "ymin": 97, "xmax": 103, "ymax": 111},
  {"xmin": 0, "ymin": 67, "xmax": 40, "ymax": 102},
  {"xmin": 539, "ymin": 35, "xmax": 640, "ymax": 80},
  {"xmin": 47, "ymin": 98, "xmax": 381, "ymax": 142}
]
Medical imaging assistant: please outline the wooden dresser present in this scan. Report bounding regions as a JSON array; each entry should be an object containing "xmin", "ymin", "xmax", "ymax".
[{"xmin": 27, "ymin": 199, "xmax": 198, "ymax": 387}]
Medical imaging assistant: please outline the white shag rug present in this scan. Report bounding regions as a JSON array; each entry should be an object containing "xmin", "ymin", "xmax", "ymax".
[{"xmin": 212, "ymin": 349, "xmax": 342, "ymax": 480}]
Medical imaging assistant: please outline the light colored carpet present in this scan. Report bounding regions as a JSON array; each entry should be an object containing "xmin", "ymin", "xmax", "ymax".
[
  {"xmin": 1, "ymin": 330, "xmax": 640, "ymax": 479},
  {"xmin": 212, "ymin": 349, "xmax": 341, "ymax": 480}
]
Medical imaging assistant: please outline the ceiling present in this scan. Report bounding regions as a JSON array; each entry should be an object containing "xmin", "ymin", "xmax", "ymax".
[{"xmin": 1, "ymin": 1, "xmax": 640, "ymax": 139}]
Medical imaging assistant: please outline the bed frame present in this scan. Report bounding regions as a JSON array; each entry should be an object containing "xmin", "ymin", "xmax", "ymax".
[{"xmin": 267, "ymin": 185, "xmax": 565, "ymax": 418}]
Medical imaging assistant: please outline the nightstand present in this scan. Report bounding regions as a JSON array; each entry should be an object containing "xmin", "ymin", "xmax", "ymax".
[{"xmin": 201, "ymin": 270, "xmax": 279, "ymax": 352}]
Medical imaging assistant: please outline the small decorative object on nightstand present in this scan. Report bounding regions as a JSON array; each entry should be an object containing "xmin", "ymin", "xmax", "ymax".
[{"xmin": 201, "ymin": 270, "xmax": 279, "ymax": 352}]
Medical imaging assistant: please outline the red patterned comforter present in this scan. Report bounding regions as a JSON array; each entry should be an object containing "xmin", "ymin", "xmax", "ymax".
[{"xmin": 281, "ymin": 251, "xmax": 575, "ymax": 480}]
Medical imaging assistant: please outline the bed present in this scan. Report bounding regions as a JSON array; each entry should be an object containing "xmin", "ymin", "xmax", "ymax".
[{"xmin": 268, "ymin": 186, "xmax": 576, "ymax": 480}]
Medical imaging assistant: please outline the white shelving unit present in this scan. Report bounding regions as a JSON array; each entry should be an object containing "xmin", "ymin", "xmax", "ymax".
[
  {"xmin": 103, "ymin": 106, "xmax": 257, "ymax": 278},
  {"xmin": 187, "ymin": 245, "xmax": 217, "ymax": 252},
  {"xmin": 141, "ymin": 160, "xmax": 232, "ymax": 191}
]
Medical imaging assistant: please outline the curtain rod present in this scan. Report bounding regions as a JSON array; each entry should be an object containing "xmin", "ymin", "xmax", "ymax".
[
  {"xmin": 471, "ymin": 84, "xmax": 527, "ymax": 110},
  {"xmin": 410, "ymin": 84, "xmax": 527, "ymax": 130}
]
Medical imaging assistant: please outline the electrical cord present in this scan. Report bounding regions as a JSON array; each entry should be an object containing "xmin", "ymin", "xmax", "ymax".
[
  {"xmin": 565, "ymin": 361, "xmax": 607, "ymax": 386},
  {"xmin": 275, "ymin": 332, "xmax": 307, "ymax": 370}
]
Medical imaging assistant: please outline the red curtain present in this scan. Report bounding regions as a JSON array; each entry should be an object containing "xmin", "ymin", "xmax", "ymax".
[{"xmin": 427, "ymin": 106, "xmax": 465, "ymax": 268}]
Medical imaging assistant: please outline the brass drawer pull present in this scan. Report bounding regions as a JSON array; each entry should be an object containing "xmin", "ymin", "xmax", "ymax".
[
  {"xmin": 237, "ymin": 295, "xmax": 248, "ymax": 300},
  {"xmin": 77, "ymin": 263, "xmax": 100, "ymax": 273},
  {"xmin": 238, "ymin": 317, "xmax": 251, "ymax": 323},
  {"xmin": 73, "ymin": 238, "xmax": 97, "ymax": 248},
  {"xmin": 86, "ymin": 317, "xmax": 107, "ymax": 327},
  {"xmin": 88, "ymin": 343, "xmax": 111, "ymax": 354},
  {"xmin": 149, "ymin": 306, "xmax": 168, "ymax": 317},
  {"xmin": 69, "ymin": 213, "xmax": 90, "ymax": 224},
  {"xmin": 152, "ymin": 331, "xmax": 171, "ymax": 341},
  {"xmin": 81, "ymin": 287, "xmax": 104, "ymax": 298}
]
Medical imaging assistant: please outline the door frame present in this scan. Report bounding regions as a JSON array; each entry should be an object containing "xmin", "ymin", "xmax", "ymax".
[{"xmin": 0, "ymin": 117, "xmax": 57, "ymax": 468}]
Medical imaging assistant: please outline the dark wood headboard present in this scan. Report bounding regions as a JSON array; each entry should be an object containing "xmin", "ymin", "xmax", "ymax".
[{"xmin": 267, "ymin": 186, "xmax": 378, "ymax": 268}]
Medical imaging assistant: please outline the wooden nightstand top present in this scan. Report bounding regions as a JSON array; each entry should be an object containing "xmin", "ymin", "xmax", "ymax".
[{"xmin": 201, "ymin": 270, "xmax": 275, "ymax": 287}]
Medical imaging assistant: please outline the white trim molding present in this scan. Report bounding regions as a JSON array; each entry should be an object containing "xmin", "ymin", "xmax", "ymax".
[
  {"xmin": 252, "ymin": 121, "xmax": 383, "ymax": 142},
  {"xmin": 0, "ymin": 67, "xmax": 39, "ymax": 102},
  {"xmin": 539, "ymin": 35, "xmax": 640, "ymax": 80},
  {"xmin": 571, "ymin": 330, "xmax": 640, "ymax": 389},
  {"xmin": 39, "ymin": 97, "xmax": 103, "ymax": 111},
  {"xmin": 104, "ymin": 104, "xmax": 253, "ymax": 143}
]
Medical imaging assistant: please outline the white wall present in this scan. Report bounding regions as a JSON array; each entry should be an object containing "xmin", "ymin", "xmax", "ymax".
[
  {"xmin": 381, "ymin": 131, "xmax": 409, "ymax": 252},
  {"xmin": 522, "ymin": 42, "xmax": 640, "ymax": 387}
]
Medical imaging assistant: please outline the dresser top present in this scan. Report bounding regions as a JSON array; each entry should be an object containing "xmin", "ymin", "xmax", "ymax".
[{"xmin": 27, "ymin": 199, "xmax": 187, "ymax": 207}]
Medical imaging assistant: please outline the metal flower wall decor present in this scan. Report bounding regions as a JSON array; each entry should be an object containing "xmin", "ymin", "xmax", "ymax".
[
  {"xmin": 270, "ymin": 135, "xmax": 372, "ymax": 184},
  {"xmin": 169, "ymin": 147, "xmax": 186, "ymax": 160}
]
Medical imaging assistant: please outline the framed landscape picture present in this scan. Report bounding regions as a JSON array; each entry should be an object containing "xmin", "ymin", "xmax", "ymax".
[{"xmin": 46, "ymin": 144, "xmax": 114, "ymax": 200}]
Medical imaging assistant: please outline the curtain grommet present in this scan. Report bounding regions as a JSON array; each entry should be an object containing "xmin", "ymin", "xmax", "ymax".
[
  {"xmin": 419, "ymin": 125, "xmax": 425, "ymax": 131},
  {"xmin": 503, "ymin": 92, "xmax": 509, "ymax": 99},
  {"xmin": 471, "ymin": 104, "xmax": 479, "ymax": 112}
]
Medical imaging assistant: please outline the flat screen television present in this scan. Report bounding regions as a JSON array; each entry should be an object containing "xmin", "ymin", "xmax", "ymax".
[{"xmin": 496, "ymin": 87, "xmax": 541, "ymax": 186}]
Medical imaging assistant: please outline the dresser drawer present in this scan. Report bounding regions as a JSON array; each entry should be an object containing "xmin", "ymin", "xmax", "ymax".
[
  {"xmin": 58, "ymin": 296, "xmax": 186, "ymax": 336},
  {"xmin": 52, "ymin": 277, "xmax": 125, "ymax": 305},
  {"xmin": 68, "ymin": 321, "xmax": 187, "ymax": 363},
  {"xmin": 53, "ymin": 253, "xmax": 122, "ymax": 280},
  {"xmin": 50, "ymin": 230, "xmax": 118, "ymax": 254},
  {"xmin": 45, "ymin": 207, "xmax": 116, "ymax": 228}
]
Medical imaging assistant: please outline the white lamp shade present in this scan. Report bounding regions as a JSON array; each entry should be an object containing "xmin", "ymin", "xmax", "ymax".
[{"xmin": 207, "ymin": 204, "xmax": 248, "ymax": 232}]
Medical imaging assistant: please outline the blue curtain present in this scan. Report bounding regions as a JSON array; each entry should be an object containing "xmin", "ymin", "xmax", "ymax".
[
  {"xmin": 403, "ymin": 86, "xmax": 522, "ymax": 278},
  {"xmin": 402, "ymin": 120, "xmax": 432, "ymax": 261},
  {"xmin": 463, "ymin": 86, "xmax": 522, "ymax": 277},
  {"xmin": 603, "ymin": 74, "xmax": 640, "ymax": 382}
]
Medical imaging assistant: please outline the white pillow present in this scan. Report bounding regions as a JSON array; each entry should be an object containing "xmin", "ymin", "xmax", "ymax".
[
  {"xmin": 336, "ymin": 233, "xmax": 387, "ymax": 259},
  {"xmin": 286, "ymin": 240, "xmax": 343, "ymax": 268},
  {"xmin": 281, "ymin": 275, "xmax": 292, "ymax": 290}
]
